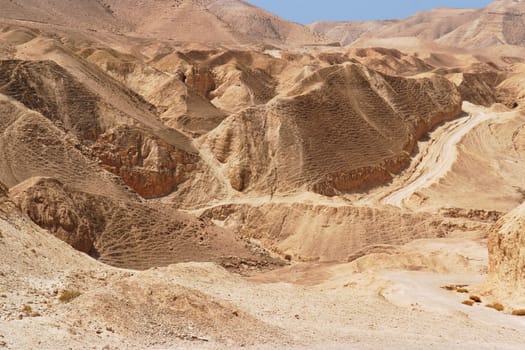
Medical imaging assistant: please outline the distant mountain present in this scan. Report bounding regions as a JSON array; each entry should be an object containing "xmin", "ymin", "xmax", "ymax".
[
  {"xmin": 308, "ymin": 20, "xmax": 397, "ymax": 46},
  {"xmin": 0, "ymin": 0, "xmax": 325, "ymax": 45},
  {"xmin": 437, "ymin": 0, "xmax": 525, "ymax": 47},
  {"xmin": 310, "ymin": 0, "xmax": 525, "ymax": 48}
]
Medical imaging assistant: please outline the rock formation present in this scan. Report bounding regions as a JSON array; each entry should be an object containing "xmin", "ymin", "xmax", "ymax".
[
  {"xmin": 9, "ymin": 177, "xmax": 276, "ymax": 270},
  {"xmin": 203, "ymin": 63, "xmax": 462, "ymax": 196},
  {"xmin": 93, "ymin": 126, "xmax": 199, "ymax": 198},
  {"xmin": 487, "ymin": 202, "xmax": 525, "ymax": 293}
]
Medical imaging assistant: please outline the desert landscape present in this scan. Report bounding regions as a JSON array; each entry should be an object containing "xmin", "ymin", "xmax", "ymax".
[{"xmin": 1, "ymin": 0, "xmax": 525, "ymax": 348}]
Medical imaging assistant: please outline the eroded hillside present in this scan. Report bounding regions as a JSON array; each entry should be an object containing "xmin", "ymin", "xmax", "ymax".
[{"xmin": 1, "ymin": 1, "xmax": 525, "ymax": 348}]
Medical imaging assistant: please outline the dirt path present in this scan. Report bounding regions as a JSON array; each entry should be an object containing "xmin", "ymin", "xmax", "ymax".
[
  {"xmin": 382, "ymin": 110, "xmax": 496, "ymax": 207},
  {"xmin": 188, "ymin": 105, "xmax": 498, "ymax": 212}
]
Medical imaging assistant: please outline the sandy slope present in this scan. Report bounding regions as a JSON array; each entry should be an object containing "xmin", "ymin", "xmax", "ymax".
[
  {"xmin": 2, "ymin": 201, "xmax": 525, "ymax": 350},
  {"xmin": 383, "ymin": 104, "xmax": 498, "ymax": 207},
  {"xmin": 1, "ymin": 1, "xmax": 525, "ymax": 348}
]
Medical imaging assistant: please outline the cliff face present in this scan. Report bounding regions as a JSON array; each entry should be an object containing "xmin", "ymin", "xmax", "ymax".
[
  {"xmin": 9, "ymin": 177, "xmax": 100, "ymax": 254},
  {"xmin": 93, "ymin": 126, "xmax": 199, "ymax": 199},
  {"xmin": 487, "ymin": 202, "xmax": 525, "ymax": 293}
]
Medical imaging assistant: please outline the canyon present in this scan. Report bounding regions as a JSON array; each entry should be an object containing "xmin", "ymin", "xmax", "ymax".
[{"xmin": 1, "ymin": 0, "xmax": 525, "ymax": 348}]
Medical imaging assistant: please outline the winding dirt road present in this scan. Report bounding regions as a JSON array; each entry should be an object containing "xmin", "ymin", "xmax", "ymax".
[
  {"xmin": 382, "ymin": 110, "xmax": 495, "ymax": 207},
  {"xmin": 187, "ymin": 105, "xmax": 497, "ymax": 212}
]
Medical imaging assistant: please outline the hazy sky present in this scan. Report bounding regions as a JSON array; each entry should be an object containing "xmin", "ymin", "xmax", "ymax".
[{"xmin": 245, "ymin": 0, "xmax": 493, "ymax": 24}]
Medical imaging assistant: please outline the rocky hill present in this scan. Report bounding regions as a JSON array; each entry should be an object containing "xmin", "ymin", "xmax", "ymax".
[
  {"xmin": 0, "ymin": 0, "xmax": 324, "ymax": 45},
  {"xmin": 311, "ymin": 0, "xmax": 525, "ymax": 49}
]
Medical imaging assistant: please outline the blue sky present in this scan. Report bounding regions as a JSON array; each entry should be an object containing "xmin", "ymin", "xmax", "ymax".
[{"xmin": 245, "ymin": 0, "xmax": 492, "ymax": 24}]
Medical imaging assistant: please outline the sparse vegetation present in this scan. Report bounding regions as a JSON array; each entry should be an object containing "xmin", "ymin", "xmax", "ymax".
[
  {"xmin": 22, "ymin": 304, "xmax": 32, "ymax": 314},
  {"xmin": 486, "ymin": 303, "xmax": 504, "ymax": 312},
  {"xmin": 512, "ymin": 309, "xmax": 525, "ymax": 316},
  {"xmin": 469, "ymin": 295, "xmax": 482, "ymax": 303},
  {"xmin": 442, "ymin": 285, "xmax": 456, "ymax": 291},
  {"xmin": 59, "ymin": 290, "xmax": 81, "ymax": 303},
  {"xmin": 515, "ymin": 186, "xmax": 525, "ymax": 201},
  {"xmin": 462, "ymin": 300, "xmax": 474, "ymax": 306},
  {"xmin": 441, "ymin": 285, "xmax": 469, "ymax": 293}
]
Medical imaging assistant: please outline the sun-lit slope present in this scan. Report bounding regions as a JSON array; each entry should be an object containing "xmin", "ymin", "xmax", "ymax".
[
  {"xmin": 0, "ymin": 0, "xmax": 323, "ymax": 46},
  {"xmin": 8, "ymin": 176, "xmax": 276, "ymax": 270},
  {"xmin": 407, "ymin": 104, "xmax": 525, "ymax": 212},
  {"xmin": 308, "ymin": 20, "xmax": 397, "ymax": 46},
  {"xmin": 371, "ymin": 8, "xmax": 480, "ymax": 42},
  {"xmin": 204, "ymin": 0, "xmax": 325, "ymax": 45},
  {"xmin": 0, "ymin": 94, "xmax": 134, "ymax": 200},
  {"xmin": 312, "ymin": 1, "xmax": 525, "ymax": 49},
  {"xmin": 0, "ymin": 0, "xmax": 126, "ymax": 32},
  {"xmin": 0, "ymin": 57, "xmax": 202, "ymax": 198},
  {"xmin": 105, "ymin": 0, "xmax": 323, "ymax": 45},
  {"xmin": 438, "ymin": 0, "xmax": 525, "ymax": 48},
  {"xmin": 201, "ymin": 202, "xmax": 491, "ymax": 262},
  {"xmin": 200, "ymin": 63, "xmax": 461, "ymax": 196},
  {"xmin": 0, "ymin": 191, "xmax": 281, "ymax": 348},
  {"xmin": 309, "ymin": 8, "xmax": 478, "ymax": 47}
]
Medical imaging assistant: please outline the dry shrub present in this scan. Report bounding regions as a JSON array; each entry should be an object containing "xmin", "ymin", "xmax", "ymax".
[
  {"xmin": 462, "ymin": 300, "xmax": 474, "ymax": 306},
  {"xmin": 512, "ymin": 309, "xmax": 525, "ymax": 316},
  {"xmin": 59, "ymin": 290, "xmax": 81, "ymax": 303},
  {"xmin": 442, "ymin": 285, "xmax": 456, "ymax": 291},
  {"xmin": 22, "ymin": 304, "xmax": 32, "ymax": 314},
  {"xmin": 441, "ymin": 285, "xmax": 469, "ymax": 293},
  {"xmin": 486, "ymin": 303, "xmax": 504, "ymax": 312},
  {"xmin": 469, "ymin": 295, "xmax": 482, "ymax": 303}
]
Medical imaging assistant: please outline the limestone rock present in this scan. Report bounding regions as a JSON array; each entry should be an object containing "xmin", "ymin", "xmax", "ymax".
[
  {"xmin": 487, "ymin": 202, "xmax": 525, "ymax": 293},
  {"xmin": 92, "ymin": 126, "xmax": 199, "ymax": 199},
  {"xmin": 9, "ymin": 177, "xmax": 99, "ymax": 254}
]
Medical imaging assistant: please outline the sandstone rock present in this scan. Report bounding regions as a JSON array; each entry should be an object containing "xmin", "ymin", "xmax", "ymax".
[
  {"xmin": 186, "ymin": 66, "xmax": 216, "ymax": 99},
  {"xmin": 8, "ymin": 177, "xmax": 274, "ymax": 270},
  {"xmin": 487, "ymin": 202, "xmax": 525, "ymax": 293},
  {"xmin": 9, "ymin": 177, "xmax": 99, "ymax": 253},
  {"xmin": 92, "ymin": 126, "xmax": 199, "ymax": 199},
  {"xmin": 203, "ymin": 63, "xmax": 462, "ymax": 196},
  {"xmin": 0, "ymin": 181, "xmax": 7, "ymax": 198}
]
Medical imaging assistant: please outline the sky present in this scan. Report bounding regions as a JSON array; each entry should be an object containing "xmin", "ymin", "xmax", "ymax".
[{"xmin": 244, "ymin": 0, "xmax": 493, "ymax": 24}]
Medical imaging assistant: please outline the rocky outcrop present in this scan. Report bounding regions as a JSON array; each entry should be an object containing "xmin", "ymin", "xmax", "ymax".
[
  {"xmin": 204, "ymin": 63, "xmax": 462, "ymax": 196},
  {"xmin": 487, "ymin": 202, "xmax": 525, "ymax": 293},
  {"xmin": 0, "ymin": 181, "xmax": 7, "ymax": 198},
  {"xmin": 0, "ymin": 60, "xmax": 102, "ymax": 140},
  {"xmin": 9, "ymin": 177, "xmax": 100, "ymax": 254},
  {"xmin": 454, "ymin": 71, "xmax": 505, "ymax": 107},
  {"xmin": 92, "ymin": 126, "xmax": 199, "ymax": 198},
  {"xmin": 9, "ymin": 176, "xmax": 274, "ymax": 270},
  {"xmin": 185, "ymin": 66, "xmax": 216, "ymax": 99}
]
